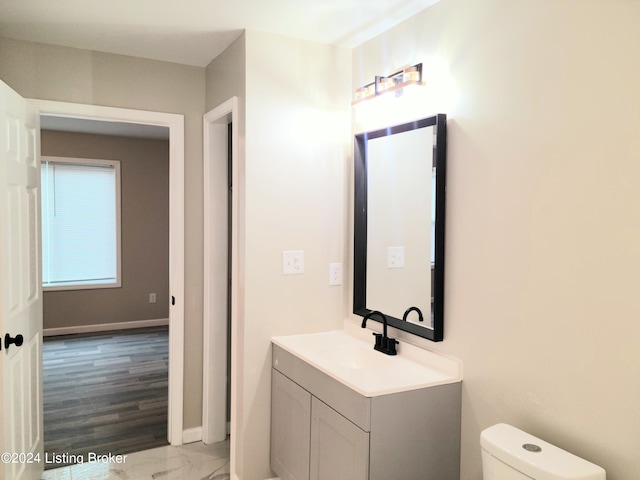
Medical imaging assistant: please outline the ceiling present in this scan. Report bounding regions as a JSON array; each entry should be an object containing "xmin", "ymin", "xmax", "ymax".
[
  {"xmin": 0, "ymin": 0, "xmax": 439, "ymax": 68},
  {"xmin": 4, "ymin": 0, "xmax": 439, "ymax": 138}
]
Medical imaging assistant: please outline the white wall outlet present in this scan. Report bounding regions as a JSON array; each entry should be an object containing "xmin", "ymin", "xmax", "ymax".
[
  {"xmin": 387, "ymin": 246, "xmax": 405, "ymax": 268},
  {"xmin": 329, "ymin": 262, "xmax": 342, "ymax": 286},
  {"xmin": 149, "ymin": 293, "xmax": 157, "ymax": 304},
  {"xmin": 283, "ymin": 250, "xmax": 304, "ymax": 275}
]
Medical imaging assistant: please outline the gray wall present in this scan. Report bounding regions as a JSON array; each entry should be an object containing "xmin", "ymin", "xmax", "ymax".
[
  {"xmin": 205, "ymin": 32, "xmax": 246, "ymax": 112},
  {"xmin": 0, "ymin": 37, "xmax": 207, "ymax": 430},
  {"xmin": 41, "ymin": 130, "xmax": 169, "ymax": 329}
]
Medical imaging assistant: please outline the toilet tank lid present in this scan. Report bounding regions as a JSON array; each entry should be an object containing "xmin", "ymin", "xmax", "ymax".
[{"xmin": 480, "ymin": 424, "xmax": 606, "ymax": 480}]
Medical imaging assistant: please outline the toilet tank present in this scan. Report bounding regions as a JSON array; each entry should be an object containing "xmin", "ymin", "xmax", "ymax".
[{"xmin": 481, "ymin": 424, "xmax": 606, "ymax": 480}]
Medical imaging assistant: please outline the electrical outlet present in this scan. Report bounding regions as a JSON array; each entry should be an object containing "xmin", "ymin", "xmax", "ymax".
[
  {"xmin": 282, "ymin": 250, "xmax": 304, "ymax": 275},
  {"xmin": 387, "ymin": 246, "xmax": 405, "ymax": 268},
  {"xmin": 329, "ymin": 262, "xmax": 342, "ymax": 286},
  {"xmin": 149, "ymin": 293, "xmax": 157, "ymax": 304}
]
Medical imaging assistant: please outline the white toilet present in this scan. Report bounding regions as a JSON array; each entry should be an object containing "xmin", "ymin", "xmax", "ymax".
[{"xmin": 481, "ymin": 423, "xmax": 606, "ymax": 480}]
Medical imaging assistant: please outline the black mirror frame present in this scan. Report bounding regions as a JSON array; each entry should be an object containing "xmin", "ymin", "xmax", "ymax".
[{"xmin": 353, "ymin": 114, "xmax": 447, "ymax": 342}]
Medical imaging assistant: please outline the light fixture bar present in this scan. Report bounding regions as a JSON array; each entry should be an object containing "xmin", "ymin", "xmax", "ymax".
[{"xmin": 352, "ymin": 63, "xmax": 424, "ymax": 105}]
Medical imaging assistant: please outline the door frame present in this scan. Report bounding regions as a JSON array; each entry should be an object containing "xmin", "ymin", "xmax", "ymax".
[
  {"xmin": 202, "ymin": 97, "xmax": 239, "ymax": 453},
  {"xmin": 28, "ymin": 99, "xmax": 185, "ymax": 444}
]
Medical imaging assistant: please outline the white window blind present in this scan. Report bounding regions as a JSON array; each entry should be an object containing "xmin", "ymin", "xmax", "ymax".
[{"xmin": 41, "ymin": 157, "xmax": 121, "ymax": 290}]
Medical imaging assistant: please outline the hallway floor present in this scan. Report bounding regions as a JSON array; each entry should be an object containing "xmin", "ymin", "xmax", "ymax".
[
  {"xmin": 40, "ymin": 439, "xmax": 230, "ymax": 480},
  {"xmin": 43, "ymin": 327, "xmax": 169, "ymax": 467}
]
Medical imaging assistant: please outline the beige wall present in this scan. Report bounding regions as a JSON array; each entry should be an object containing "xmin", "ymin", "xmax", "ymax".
[
  {"xmin": 352, "ymin": 1, "xmax": 640, "ymax": 478},
  {"xmin": 206, "ymin": 31, "xmax": 352, "ymax": 479},
  {"xmin": 41, "ymin": 130, "xmax": 169, "ymax": 329},
  {"xmin": 0, "ymin": 37, "xmax": 206, "ymax": 429}
]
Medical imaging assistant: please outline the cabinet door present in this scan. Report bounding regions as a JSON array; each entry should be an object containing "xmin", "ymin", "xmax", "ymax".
[
  {"xmin": 271, "ymin": 370, "xmax": 311, "ymax": 480},
  {"xmin": 310, "ymin": 397, "xmax": 369, "ymax": 480}
]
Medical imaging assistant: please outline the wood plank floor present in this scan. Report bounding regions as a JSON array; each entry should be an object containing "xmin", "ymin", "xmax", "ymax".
[{"xmin": 43, "ymin": 326, "xmax": 169, "ymax": 469}]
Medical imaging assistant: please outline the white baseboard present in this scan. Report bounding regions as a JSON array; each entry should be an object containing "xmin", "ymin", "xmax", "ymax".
[
  {"xmin": 230, "ymin": 476, "xmax": 277, "ymax": 480},
  {"xmin": 182, "ymin": 426, "xmax": 203, "ymax": 444},
  {"xmin": 43, "ymin": 318, "xmax": 169, "ymax": 337}
]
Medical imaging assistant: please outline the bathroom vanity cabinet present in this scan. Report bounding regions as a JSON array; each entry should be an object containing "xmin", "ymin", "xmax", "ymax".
[{"xmin": 271, "ymin": 344, "xmax": 462, "ymax": 480}]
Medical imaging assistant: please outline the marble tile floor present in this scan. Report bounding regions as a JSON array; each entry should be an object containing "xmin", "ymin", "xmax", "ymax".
[{"xmin": 41, "ymin": 439, "xmax": 230, "ymax": 480}]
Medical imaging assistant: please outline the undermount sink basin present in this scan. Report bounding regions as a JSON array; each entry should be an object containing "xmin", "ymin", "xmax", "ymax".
[
  {"xmin": 272, "ymin": 323, "xmax": 462, "ymax": 396},
  {"xmin": 318, "ymin": 342, "xmax": 390, "ymax": 370}
]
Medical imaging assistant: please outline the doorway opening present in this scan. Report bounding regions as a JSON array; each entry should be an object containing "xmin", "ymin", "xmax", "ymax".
[
  {"xmin": 39, "ymin": 116, "xmax": 172, "ymax": 466},
  {"xmin": 202, "ymin": 97, "xmax": 238, "ymax": 464},
  {"xmin": 29, "ymin": 99, "xmax": 186, "ymax": 448}
]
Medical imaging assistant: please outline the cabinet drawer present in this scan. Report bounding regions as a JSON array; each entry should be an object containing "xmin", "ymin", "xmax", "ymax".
[{"xmin": 273, "ymin": 345, "xmax": 371, "ymax": 431}]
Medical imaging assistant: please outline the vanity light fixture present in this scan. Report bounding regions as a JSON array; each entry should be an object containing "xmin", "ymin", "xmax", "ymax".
[{"xmin": 351, "ymin": 63, "xmax": 425, "ymax": 105}]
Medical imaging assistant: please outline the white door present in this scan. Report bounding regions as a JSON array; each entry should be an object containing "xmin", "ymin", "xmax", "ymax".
[{"xmin": 0, "ymin": 80, "xmax": 44, "ymax": 480}]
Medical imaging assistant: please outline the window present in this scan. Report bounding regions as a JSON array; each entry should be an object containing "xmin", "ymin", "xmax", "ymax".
[{"xmin": 41, "ymin": 157, "xmax": 121, "ymax": 290}]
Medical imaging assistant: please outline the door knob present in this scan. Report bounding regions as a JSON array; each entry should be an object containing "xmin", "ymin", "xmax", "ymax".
[{"xmin": 4, "ymin": 333, "xmax": 24, "ymax": 350}]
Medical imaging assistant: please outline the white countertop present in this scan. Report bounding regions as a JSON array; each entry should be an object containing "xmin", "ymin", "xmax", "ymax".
[{"xmin": 272, "ymin": 323, "xmax": 462, "ymax": 397}]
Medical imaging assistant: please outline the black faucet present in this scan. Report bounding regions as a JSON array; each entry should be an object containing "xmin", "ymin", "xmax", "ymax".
[
  {"xmin": 402, "ymin": 306, "xmax": 424, "ymax": 323},
  {"xmin": 361, "ymin": 310, "xmax": 398, "ymax": 356}
]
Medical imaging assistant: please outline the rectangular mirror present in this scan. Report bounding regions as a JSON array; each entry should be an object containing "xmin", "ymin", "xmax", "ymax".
[{"xmin": 353, "ymin": 114, "xmax": 447, "ymax": 342}]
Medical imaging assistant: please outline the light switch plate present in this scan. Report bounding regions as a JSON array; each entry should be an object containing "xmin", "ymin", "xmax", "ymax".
[
  {"xmin": 283, "ymin": 250, "xmax": 304, "ymax": 274},
  {"xmin": 329, "ymin": 262, "xmax": 342, "ymax": 286}
]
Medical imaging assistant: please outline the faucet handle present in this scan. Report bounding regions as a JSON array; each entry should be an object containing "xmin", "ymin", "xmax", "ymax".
[
  {"xmin": 386, "ymin": 338, "xmax": 399, "ymax": 355},
  {"xmin": 373, "ymin": 335, "xmax": 399, "ymax": 355}
]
